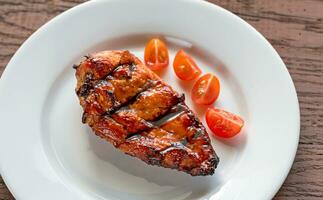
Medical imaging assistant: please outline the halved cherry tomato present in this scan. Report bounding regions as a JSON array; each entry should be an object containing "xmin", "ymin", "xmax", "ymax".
[
  {"xmin": 173, "ymin": 49, "xmax": 201, "ymax": 80},
  {"xmin": 144, "ymin": 38, "xmax": 169, "ymax": 70},
  {"xmin": 206, "ymin": 107, "xmax": 244, "ymax": 138},
  {"xmin": 191, "ymin": 73, "xmax": 220, "ymax": 105}
]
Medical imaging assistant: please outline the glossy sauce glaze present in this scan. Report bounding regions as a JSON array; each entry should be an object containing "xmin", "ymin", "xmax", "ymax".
[{"xmin": 74, "ymin": 50, "xmax": 219, "ymax": 176}]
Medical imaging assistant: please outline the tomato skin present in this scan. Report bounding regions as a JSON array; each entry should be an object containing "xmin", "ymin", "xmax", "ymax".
[
  {"xmin": 144, "ymin": 38, "xmax": 169, "ymax": 70},
  {"xmin": 206, "ymin": 108, "xmax": 244, "ymax": 138},
  {"xmin": 173, "ymin": 49, "xmax": 201, "ymax": 80},
  {"xmin": 191, "ymin": 73, "xmax": 220, "ymax": 105}
]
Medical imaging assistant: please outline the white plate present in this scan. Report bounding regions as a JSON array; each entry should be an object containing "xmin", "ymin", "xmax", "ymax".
[{"xmin": 0, "ymin": 0, "xmax": 300, "ymax": 199}]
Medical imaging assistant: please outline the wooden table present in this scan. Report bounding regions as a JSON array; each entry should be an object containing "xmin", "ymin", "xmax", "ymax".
[{"xmin": 0, "ymin": 0, "xmax": 322, "ymax": 199}]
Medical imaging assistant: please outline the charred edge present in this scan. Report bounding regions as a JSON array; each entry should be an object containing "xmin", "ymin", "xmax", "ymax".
[
  {"xmin": 192, "ymin": 168, "xmax": 214, "ymax": 176},
  {"xmin": 146, "ymin": 148, "xmax": 162, "ymax": 165},
  {"xmin": 177, "ymin": 93, "xmax": 185, "ymax": 102},
  {"xmin": 147, "ymin": 156, "xmax": 161, "ymax": 166},
  {"xmin": 213, "ymin": 154, "xmax": 220, "ymax": 168},
  {"xmin": 183, "ymin": 106, "xmax": 204, "ymax": 129},
  {"xmin": 187, "ymin": 111, "xmax": 211, "ymax": 142},
  {"xmin": 77, "ymin": 83, "xmax": 92, "ymax": 97},
  {"xmin": 82, "ymin": 112, "xmax": 87, "ymax": 123},
  {"xmin": 192, "ymin": 128, "xmax": 204, "ymax": 139},
  {"xmin": 84, "ymin": 54, "xmax": 91, "ymax": 59},
  {"xmin": 191, "ymin": 113, "xmax": 204, "ymax": 128},
  {"xmin": 196, "ymin": 156, "xmax": 219, "ymax": 176},
  {"xmin": 72, "ymin": 64, "xmax": 79, "ymax": 69},
  {"xmin": 190, "ymin": 126, "xmax": 211, "ymax": 144},
  {"xmin": 76, "ymin": 73, "xmax": 95, "ymax": 97}
]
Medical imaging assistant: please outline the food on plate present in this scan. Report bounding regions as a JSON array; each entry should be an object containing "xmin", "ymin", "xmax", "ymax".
[
  {"xmin": 74, "ymin": 50, "xmax": 219, "ymax": 176},
  {"xmin": 206, "ymin": 107, "xmax": 244, "ymax": 138},
  {"xmin": 173, "ymin": 49, "xmax": 201, "ymax": 80},
  {"xmin": 191, "ymin": 73, "xmax": 220, "ymax": 105},
  {"xmin": 144, "ymin": 38, "xmax": 169, "ymax": 70}
]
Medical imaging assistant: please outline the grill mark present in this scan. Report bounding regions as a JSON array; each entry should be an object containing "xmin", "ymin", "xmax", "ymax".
[
  {"xmin": 77, "ymin": 52, "xmax": 142, "ymax": 105},
  {"xmin": 105, "ymin": 62, "xmax": 137, "ymax": 80},
  {"xmin": 159, "ymin": 142, "xmax": 191, "ymax": 155},
  {"xmin": 91, "ymin": 80, "xmax": 116, "ymax": 110},
  {"xmin": 128, "ymin": 86, "xmax": 185, "ymax": 121},
  {"xmin": 104, "ymin": 80, "xmax": 158, "ymax": 115},
  {"xmin": 124, "ymin": 125, "xmax": 154, "ymax": 139},
  {"xmin": 150, "ymin": 103, "xmax": 186, "ymax": 127},
  {"xmin": 112, "ymin": 64, "xmax": 132, "ymax": 79},
  {"xmin": 125, "ymin": 103, "xmax": 188, "ymax": 139},
  {"xmin": 81, "ymin": 55, "xmax": 132, "ymax": 82},
  {"xmin": 149, "ymin": 102, "xmax": 186, "ymax": 125},
  {"xmin": 84, "ymin": 81, "xmax": 185, "ymax": 136},
  {"xmin": 73, "ymin": 63, "xmax": 144, "ymax": 109},
  {"xmin": 75, "ymin": 51, "xmax": 218, "ymax": 176},
  {"xmin": 98, "ymin": 57, "xmax": 135, "ymax": 81},
  {"xmin": 102, "ymin": 63, "xmax": 124, "ymax": 80},
  {"xmin": 180, "ymin": 137, "xmax": 188, "ymax": 146},
  {"xmin": 77, "ymin": 65, "xmax": 132, "ymax": 106},
  {"xmin": 80, "ymin": 55, "xmax": 200, "ymax": 155},
  {"xmin": 95, "ymin": 100, "xmax": 190, "ymax": 147}
]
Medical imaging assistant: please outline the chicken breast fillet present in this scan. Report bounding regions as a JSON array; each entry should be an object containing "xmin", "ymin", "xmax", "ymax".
[{"xmin": 74, "ymin": 50, "xmax": 219, "ymax": 176}]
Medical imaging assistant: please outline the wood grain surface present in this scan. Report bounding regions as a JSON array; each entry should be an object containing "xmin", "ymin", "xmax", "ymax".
[{"xmin": 0, "ymin": 0, "xmax": 322, "ymax": 199}]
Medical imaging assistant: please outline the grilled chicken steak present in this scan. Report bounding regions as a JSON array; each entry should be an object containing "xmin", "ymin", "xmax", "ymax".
[{"xmin": 74, "ymin": 50, "xmax": 219, "ymax": 176}]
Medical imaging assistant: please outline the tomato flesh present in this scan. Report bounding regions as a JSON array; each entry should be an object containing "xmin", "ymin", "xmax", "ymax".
[
  {"xmin": 191, "ymin": 73, "xmax": 220, "ymax": 105},
  {"xmin": 206, "ymin": 108, "xmax": 244, "ymax": 138},
  {"xmin": 173, "ymin": 49, "xmax": 201, "ymax": 80},
  {"xmin": 144, "ymin": 38, "xmax": 169, "ymax": 70}
]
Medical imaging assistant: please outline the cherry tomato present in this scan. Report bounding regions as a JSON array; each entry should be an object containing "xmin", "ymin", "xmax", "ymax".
[
  {"xmin": 173, "ymin": 49, "xmax": 201, "ymax": 80},
  {"xmin": 206, "ymin": 107, "xmax": 244, "ymax": 138},
  {"xmin": 144, "ymin": 38, "xmax": 169, "ymax": 70},
  {"xmin": 191, "ymin": 73, "xmax": 220, "ymax": 105}
]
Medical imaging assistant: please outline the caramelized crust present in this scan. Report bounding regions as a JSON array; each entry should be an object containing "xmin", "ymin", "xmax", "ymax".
[
  {"xmin": 129, "ymin": 83, "xmax": 184, "ymax": 120},
  {"xmin": 75, "ymin": 50, "xmax": 218, "ymax": 176}
]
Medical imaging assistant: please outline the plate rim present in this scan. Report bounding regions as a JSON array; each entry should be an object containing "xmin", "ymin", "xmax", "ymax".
[{"xmin": 0, "ymin": 0, "xmax": 300, "ymax": 199}]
